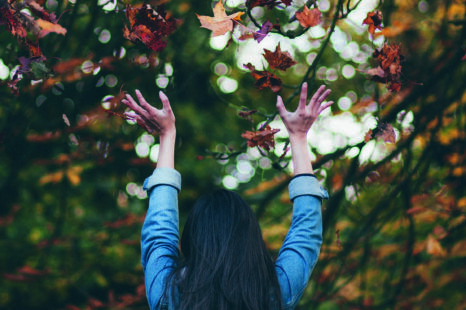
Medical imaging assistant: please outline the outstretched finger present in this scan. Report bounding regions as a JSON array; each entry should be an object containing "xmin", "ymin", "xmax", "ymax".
[
  {"xmin": 298, "ymin": 82, "xmax": 308, "ymax": 110},
  {"xmin": 135, "ymin": 89, "xmax": 153, "ymax": 111},
  {"xmin": 318, "ymin": 101, "xmax": 334, "ymax": 114},
  {"xmin": 317, "ymin": 89, "xmax": 331, "ymax": 104},
  {"xmin": 310, "ymin": 85, "xmax": 326, "ymax": 105},
  {"xmin": 159, "ymin": 91, "xmax": 172, "ymax": 112},
  {"xmin": 276, "ymin": 95, "xmax": 287, "ymax": 117},
  {"xmin": 123, "ymin": 94, "xmax": 145, "ymax": 115}
]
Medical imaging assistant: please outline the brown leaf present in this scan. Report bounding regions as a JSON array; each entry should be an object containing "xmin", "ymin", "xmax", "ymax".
[
  {"xmin": 196, "ymin": 2, "xmax": 244, "ymax": 37},
  {"xmin": 296, "ymin": 5, "xmax": 322, "ymax": 28},
  {"xmin": 244, "ymin": 63, "xmax": 282, "ymax": 92},
  {"xmin": 263, "ymin": 43, "xmax": 297, "ymax": 71},
  {"xmin": 238, "ymin": 109, "xmax": 257, "ymax": 121},
  {"xmin": 124, "ymin": 3, "xmax": 178, "ymax": 52},
  {"xmin": 362, "ymin": 11, "xmax": 383, "ymax": 36},
  {"xmin": 241, "ymin": 125, "xmax": 280, "ymax": 151}
]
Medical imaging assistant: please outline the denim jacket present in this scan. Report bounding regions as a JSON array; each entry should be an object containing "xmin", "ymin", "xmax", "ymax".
[{"xmin": 141, "ymin": 168, "xmax": 328, "ymax": 310}]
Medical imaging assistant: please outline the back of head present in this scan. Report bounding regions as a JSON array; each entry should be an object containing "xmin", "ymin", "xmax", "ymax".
[{"xmin": 171, "ymin": 189, "xmax": 281, "ymax": 310}]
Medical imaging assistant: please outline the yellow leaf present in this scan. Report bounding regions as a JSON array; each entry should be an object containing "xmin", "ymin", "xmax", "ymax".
[
  {"xmin": 39, "ymin": 170, "xmax": 64, "ymax": 185},
  {"xmin": 66, "ymin": 166, "xmax": 83, "ymax": 186},
  {"xmin": 37, "ymin": 19, "xmax": 67, "ymax": 38},
  {"xmin": 196, "ymin": 2, "xmax": 244, "ymax": 37}
]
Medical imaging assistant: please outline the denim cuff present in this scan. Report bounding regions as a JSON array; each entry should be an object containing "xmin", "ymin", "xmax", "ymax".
[
  {"xmin": 289, "ymin": 174, "xmax": 329, "ymax": 201},
  {"xmin": 143, "ymin": 168, "xmax": 182, "ymax": 192}
]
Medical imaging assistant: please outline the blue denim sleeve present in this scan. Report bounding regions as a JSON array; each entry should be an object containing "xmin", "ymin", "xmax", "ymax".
[
  {"xmin": 141, "ymin": 168, "xmax": 181, "ymax": 310},
  {"xmin": 275, "ymin": 175, "xmax": 328, "ymax": 309}
]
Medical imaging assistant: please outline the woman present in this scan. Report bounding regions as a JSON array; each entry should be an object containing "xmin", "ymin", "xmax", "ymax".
[{"xmin": 122, "ymin": 82, "xmax": 333, "ymax": 310}]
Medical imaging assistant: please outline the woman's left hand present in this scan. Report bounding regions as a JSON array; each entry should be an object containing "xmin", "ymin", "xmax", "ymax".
[{"xmin": 122, "ymin": 89, "xmax": 175, "ymax": 137}]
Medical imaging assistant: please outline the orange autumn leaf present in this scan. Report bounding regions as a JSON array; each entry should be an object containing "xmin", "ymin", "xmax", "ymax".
[
  {"xmin": 375, "ymin": 20, "xmax": 410, "ymax": 38},
  {"xmin": 362, "ymin": 10, "xmax": 383, "ymax": 36},
  {"xmin": 39, "ymin": 170, "xmax": 64, "ymax": 184},
  {"xmin": 241, "ymin": 125, "xmax": 280, "ymax": 151},
  {"xmin": 296, "ymin": 5, "xmax": 322, "ymax": 28},
  {"xmin": 263, "ymin": 43, "xmax": 297, "ymax": 71},
  {"xmin": 244, "ymin": 63, "xmax": 282, "ymax": 92},
  {"xmin": 196, "ymin": 2, "xmax": 244, "ymax": 37},
  {"xmin": 37, "ymin": 18, "xmax": 67, "ymax": 38},
  {"xmin": 426, "ymin": 234, "xmax": 446, "ymax": 257}
]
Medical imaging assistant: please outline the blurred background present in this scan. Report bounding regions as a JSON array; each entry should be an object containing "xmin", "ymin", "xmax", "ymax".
[{"xmin": 0, "ymin": 0, "xmax": 465, "ymax": 309}]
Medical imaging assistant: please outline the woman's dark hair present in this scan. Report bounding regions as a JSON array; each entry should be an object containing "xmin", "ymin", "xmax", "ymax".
[{"xmin": 168, "ymin": 189, "xmax": 282, "ymax": 310}]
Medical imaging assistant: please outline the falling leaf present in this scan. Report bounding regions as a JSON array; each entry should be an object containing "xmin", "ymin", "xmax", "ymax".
[
  {"xmin": 124, "ymin": 3, "xmax": 177, "ymax": 52},
  {"xmin": 253, "ymin": 20, "xmax": 273, "ymax": 43},
  {"xmin": 66, "ymin": 166, "xmax": 83, "ymax": 186},
  {"xmin": 238, "ymin": 108, "xmax": 257, "ymax": 121},
  {"xmin": 375, "ymin": 20, "xmax": 410, "ymax": 38},
  {"xmin": 362, "ymin": 10, "xmax": 383, "ymax": 36},
  {"xmin": 196, "ymin": 2, "xmax": 244, "ymax": 37},
  {"xmin": 25, "ymin": 0, "xmax": 57, "ymax": 23},
  {"xmin": 374, "ymin": 43, "xmax": 403, "ymax": 75},
  {"xmin": 296, "ymin": 5, "xmax": 322, "ymax": 28},
  {"xmin": 263, "ymin": 43, "xmax": 297, "ymax": 71},
  {"xmin": 39, "ymin": 170, "xmax": 64, "ymax": 184},
  {"xmin": 426, "ymin": 234, "xmax": 446, "ymax": 257},
  {"xmin": 37, "ymin": 18, "xmax": 67, "ymax": 38},
  {"xmin": 241, "ymin": 125, "xmax": 280, "ymax": 151},
  {"xmin": 362, "ymin": 43, "xmax": 404, "ymax": 92},
  {"xmin": 244, "ymin": 63, "xmax": 282, "ymax": 92}
]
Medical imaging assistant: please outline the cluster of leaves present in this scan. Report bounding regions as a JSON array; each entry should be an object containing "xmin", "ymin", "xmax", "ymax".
[{"xmin": 0, "ymin": 0, "xmax": 67, "ymax": 94}]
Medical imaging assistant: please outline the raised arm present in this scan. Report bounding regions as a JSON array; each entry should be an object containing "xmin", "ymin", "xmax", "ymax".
[
  {"xmin": 122, "ymin": 89, "xmax": 176, "ymax": 168},
  {"xmin": 275, "ymin": 83, "xmax": 332, "ymax": 309},
  {"xmin": 276, "ymin": 82, "xmax": 332, "ymax": 175},
  {"xmin": 122, "ymin": 90, "xmax": 179, "ymax": 309}
]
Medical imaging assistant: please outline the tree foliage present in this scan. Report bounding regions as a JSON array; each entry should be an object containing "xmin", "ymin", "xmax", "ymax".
[{"xmin": 0, "ymin": 0, "xmax": 465, "ymax": 309}]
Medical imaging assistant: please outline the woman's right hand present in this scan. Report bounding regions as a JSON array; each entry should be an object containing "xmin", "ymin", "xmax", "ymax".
[
  {"xmin": 122, "ymin": 90, "xmax": 175, "ymax": 137},
  {"xmin": 276, "ymin": 82, "xmax": 333, "ymax": 138}
]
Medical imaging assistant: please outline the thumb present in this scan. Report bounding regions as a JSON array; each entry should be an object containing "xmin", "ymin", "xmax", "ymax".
[{"xmin": 276, "ymin": 95, "xmax": 287, "ymax": 117}]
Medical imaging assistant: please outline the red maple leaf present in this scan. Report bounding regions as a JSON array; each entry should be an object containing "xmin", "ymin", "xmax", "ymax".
[
  {"xmin": 363, "ymin": 43, "xmax": 404, "ymax": 92},
  {"xmin": 244, "ymin": 63, "xmax": 282, "ymax": 92},
  {"xmin": 296, "ymin": 5, "xmax": 322, "ymax": 28},
  {"xmin": 263, "ymin": 43, "xmax": 297, "ymax": 71},
  {"xmin": 362, "ymin": 11, "xmax": 383, "ymax": 36},
  {"xmin": 241, "ymin": 125, "xmax": 280, "ymax": 151},
  {"xmin": 123, "ymin": 3, "xmax": 177, "ymax": 52}
]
